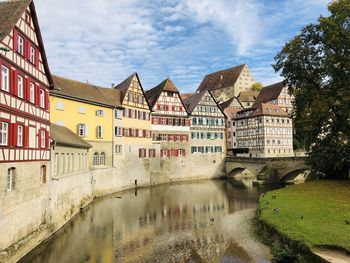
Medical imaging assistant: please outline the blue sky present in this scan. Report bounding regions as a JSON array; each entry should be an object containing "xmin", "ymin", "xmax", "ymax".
[{"xmin": 35, "ymin": 0, "xmax": 329, "ymax": 93}]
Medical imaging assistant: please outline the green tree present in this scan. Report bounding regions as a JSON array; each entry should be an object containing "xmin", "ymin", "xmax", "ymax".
[
  {"xmin": 274, "ymin": 0, "xmax": 350, "ymax": 180},
  {"xmin": 252, "ymin": 82, "xmax": 263, "ymax": 91}
]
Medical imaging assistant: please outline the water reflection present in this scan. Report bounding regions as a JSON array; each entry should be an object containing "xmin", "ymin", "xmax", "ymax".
[{"xmin": 20, "ymin": 180, "xmax": 279, "ymax": 263}]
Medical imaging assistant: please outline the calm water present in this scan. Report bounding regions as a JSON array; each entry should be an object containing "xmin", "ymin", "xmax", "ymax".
[{"xmin": 20, "ymin": 179, "xmax": 280, "ymax": 263}]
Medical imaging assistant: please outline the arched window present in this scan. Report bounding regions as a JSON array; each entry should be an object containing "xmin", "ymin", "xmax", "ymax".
[
  {"xmin": 93, "ymin": 152, "xmax": 100, "ymax": 166},
  {"xmin": 40, "ymin": 165, "xmax": 47, "ymax": 184},
  {"xmin": 7, "ymin": 168, "xmax": 15, "ymax": 192},
  {"xmin": 100, "ymin": 152, "xmax": 106, "ymax": 166}
]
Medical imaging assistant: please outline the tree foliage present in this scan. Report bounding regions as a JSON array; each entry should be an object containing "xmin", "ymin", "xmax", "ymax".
[
  {"xmin": 274, "ymin": 0, "xmax": 350, "ymax": 179},
  {"xmin": 252, "ymin": 82, "xmax": 263, "ymax": 91}
]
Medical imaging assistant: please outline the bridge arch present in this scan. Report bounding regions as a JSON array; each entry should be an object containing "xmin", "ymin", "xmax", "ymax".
[
  {"xmin": 227, "ymin": 167, "xmax": 256, "ymax": 178},
  {"xmin": 280, "ymin": 169, "xmax": 309, "ymax": 182}
]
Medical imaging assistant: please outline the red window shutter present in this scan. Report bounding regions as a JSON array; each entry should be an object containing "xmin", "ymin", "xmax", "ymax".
[
  {"xmin": 175, "ymin": 149, "xmax": 178, "ymax": 157},
  {"xmin": 38, "ymin": 129, "xmax": 41, "ymax": 148},
  {"xmin": 188, "ymin": 119, "xmax": 191, "ymax": 126},
  {"xmin": 143, "ymin": 130, "xmax": 146, "ymax": 138},
  {"xmin": 45, "ymin": 131, "xmax": 49, "ymax": 149},
  {"xmin": 158, "ymin": 117, "xmax": 161, "ymax": 124},
  {"xmin": 166, "ymin": 118, "xmax": 169, "ymax": 125},
  {"xmin": 35, "ymin": 85, "xmax": 40, "ymax": 106},
  {"xmin": 45, "ymin": 90, "xmax": 49, "ymax": 110},
  {"xmin": 136, "ymin": 129, "xmax": 139, "ymax": 137},
  {"xmin": 139, "ymin": 149, "xmax": 141, "ymax": 158},
  {"xmin": 25, "ymin": 40, "xmax": 30, "ymax": 59},
  {"xmin": 24, "ymin": 126, "xmax": 29, "ymax": 147},
  {"xmin": 167, "ymin": 149, "xmax": 171, "ymax": 157},
  {"xmin": 160, "ymin": 150, "xmax": 163, "ymax": 158},
  {"xmin": 157, "ymin": 104, "xmax": 160, "ymax": 110},
  {"xmin": 179, "ymin": 106, "xmax": 182, "ymax": 112},
  {"xmin": 168, "ymin": 134, "xmax": 171, "ymax": 141},
  {"xmin": 151, "ymin": 117, "xmax": 154, "ymax": 124},
  {"xmin": 13, "ymin": 29, "xmax": 18, "ymax": 52},
  {"xmin": 180, "ymin": 135, "xmax": 183, "ymax": 141},
  {"xmin": 35, "ymin": 48, "xmax": 39, "ymax": 67},
  {"xmin": 26, "ymin": 78, "xmax": 31, "ymax": 100},
  {"xmin": 11, "ymin": 123, "xmax": 18, "ymax": 146},
  {"xmin": 186, "ymin": 135, "xmax": 189, "ymax": 141},
  {"xmin": 165, "ymin": 105, "xmax": 168, "ymax": 111},
  {"xmin": 122, "ymin": 128, "xmax": 125, "ymax": 136},
  {"xmin": 183, "ymin": 149, "xmax": 186, "ymax": 157},
  {"xmin": 11, "ymin": 69, "xmax": 18, "ymax": 95}
]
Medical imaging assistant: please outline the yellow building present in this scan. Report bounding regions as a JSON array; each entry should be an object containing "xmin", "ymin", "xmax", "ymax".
[
  {"xmin": 112, "ymin": 73, "xmax": 157, "ymax": 184},
  {"xmin": 50, "ymin": 75, "xmax": 120, "ymax": 169}
]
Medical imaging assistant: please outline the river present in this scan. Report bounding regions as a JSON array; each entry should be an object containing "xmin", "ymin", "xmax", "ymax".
[{"xmin": 19, "ymin": 179, "xmax": 280, "ymax": 263}]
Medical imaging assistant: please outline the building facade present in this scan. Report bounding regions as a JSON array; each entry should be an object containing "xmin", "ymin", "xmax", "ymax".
[
  {"xmin": 219, "ymin": 97, "xmax": 244, "ymax": 150},
  {"xmin": 183, "ymin": 91, "xmax": 226, "ymax": 176},
  {"xmin": 197, "ymin": 64, "xmax": 256, "ymax": 103},
  {"xmin": 234, "ymin": 103, "xmax": 294, "ymax": 157},
  {"xmin": 146, "ymin": 78, "xmax": 189, "ymax": 159},
  {"xmin": 50, "ymin": 75, "xmax": 116, "ymax": 169},
  {"xmin": 0, "ymin": 0, "xmax": 53, "ymax": 254}
]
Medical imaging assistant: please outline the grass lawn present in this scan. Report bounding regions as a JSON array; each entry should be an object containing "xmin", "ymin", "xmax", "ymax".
[{"xmin": 259, "ymin": 180, "xmax": 350, "ymax": 252}]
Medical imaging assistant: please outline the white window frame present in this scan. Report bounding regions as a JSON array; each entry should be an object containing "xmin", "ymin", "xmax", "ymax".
[
  {"xmin": 7, "ymin": 168, "xmax": 14, "ymax": 192},
  {"xmin": 78, "ymin": 106, "xmax": 86, "ymax": 114},
  {"xmin": 41, "ymin": 130, "xmax": 46, "ymax": 148},
  {"xmin": 93, "ymin": 152, "xmax": 100, "ymax": 166},
  {"xmin": 0, "ymin": 122, "xmax": 9, "ymax": 146},
  {"xmin": 1, "ymin": 65, "xmax": 9, "ymax": 92},
  {"xmin": 96, "ymin": 109, "xmax": 104, "ymax": 117},
  {"xmin": 100, "ymin": 152, "xmax": 106, "ymax": 165},
  {"xmin": 30, "ymin": 83, "xmax": 35, "ymax": 103},
  {"xmin": 30, "ymin": 46, "xmax": 35, "ymax": 64},
  {"xmin": 18, "ymin": 75, "xmax": 23, "ymax": 98},
  {"xmin": 78, "ymin": 124, "xmax": 86, "ymax": 137},
  {"xmin": 17, "ymin": 35, "xmax": 24, "ymax": 55},
  {"xmin": 17, "ymin": 125, "xmax": 23, "ymax": 147},
  {"xmin": 97, "ymin": 126, "xmax": 103, "ymax": 139},
  {"xmin": 115, "ymin": 109, "xmax": 122, "ymax": 119},
  {"xmin": 40, "ymin": 89, "xmax": 45, "ymax": 108}
]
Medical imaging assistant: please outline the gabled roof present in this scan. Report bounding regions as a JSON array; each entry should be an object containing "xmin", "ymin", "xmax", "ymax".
[
  {"xmin": 51, "ymin": 123, "xmax": 91, "ymax": 149},
  {"xmin": 51, "ymin": 75, "xmax": 118, "ymax": 108},
  {"xmin": 237, "ymin": 90, "xmax": 260, "ymax": 102},
  {"xmin": 254, "ymin": 81, "xmax": 285, "ymax": 104},
  {"xmin": 183, "ymin": 90, "xmax": 226, "ymax": 117},
  {"xmin": 96, "ymin": 87, "xmax": 122, "ymax": 108},
  {"xmin": 197, "ymin": 64, "xmax": 246, "ymax": 92},
  {"xmin": 180, "ymin": 93, "xmax": 194, "ymax": 101},
  {"xmin": 145, "ymin": 78, "xmax": 179, "ymax": 108},
  {"xmin": 0, "ymin": 0, "xmax": 54, "ymax": 89},
  {"xmin": 114, "ymin": 72, "xmax": 151, "ymax": 110},
  {"xmin": 219, "ymin": 97, "xmax": 244, "ymax": 119}
]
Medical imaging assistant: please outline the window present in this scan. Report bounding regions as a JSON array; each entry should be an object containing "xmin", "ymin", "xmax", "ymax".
[
  {"xmin": 7, "ymin": 168, "xmax": 15, "ymax": 192},
  {"xmin": 115, "ymin": 145, "xmax": 122, "ymax": 155},
  {"xmin": 96, "ymin": 109, "xmax": 104, "ymax": 116},
  {"xmin": 18, "ymin": 75, "xmax": 23, "ymax": 98},
  {"xmin": 41, "ymin": 130, "xmax": 46, "ymax": 148},
  {"xmin": 55, "ymin": 101, "xmax": 64, "ymax": 110},
  {"xmin": 25, "ymin": 13, "xmax": 30, "ymax": 23},
  {"xmin": 30, "ymin": 83, "xmax": 35, "ymax": 103},
  {"xmin": 40, "ymin": 89, "xmax": 45, "ymax": 108},
  {"xmin": 17, "ymin": 35, "xmax": 24, "ymax": 55},
  {"xmin": 128, "ymin": 93, "xmax": 133, "ymax": 102},
  {"xmin": 100, "ymin": 152, "xmax": 106, "ymax": 165},
  {"xmin": 1, "ymin": 66, "xmax": 9, "ymax": 92},
  {"xmin": 97, "ymin": 126, "xmax": 103, "ymax": 138},
  {"xmin": 30, "ymin": 46, "xmax": 35, "ymax": 64},
  {"xmin": 93, "ymin": 152, "xmax": 99, "ymax": 166},
  {"xmin": 139, "ymin": 148, "xmax": 147, "ymax": 158},
  {"xmin": 40, "ymin": 165, "xmax": 47, "ymax": 184},
  {"xmin": 0, "ymin": 122, "xmax": 9, "ymax": 145},
  {"xmin": 149, "ymin": 149, "xmax": 156, "ymax": 158},
  {"xmin": 115, "ymin": 127, "xmax": 122, "ymax": 137},
  {"xmin": 138, "ymin": 95, "xmax": 143, "ymax": 104},
  {"xmin": 17, "ymin": 125, "xmax": 23, "ymax": 146},
  {"xmin": 78, "ymin": 106, "xmax": 86, "ymax": 114},
  {"xmin": 115, "ymin": 109, "xmax": 122, "ymax": 119},
  {"xmin": 78, "ymin": 124, "xmax": 87, "ymax": 137}
]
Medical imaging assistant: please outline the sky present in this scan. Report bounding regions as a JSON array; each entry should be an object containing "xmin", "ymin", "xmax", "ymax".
[{"xmin": 33, "ymin": 0, "xmax": 330, "ymax": 93}]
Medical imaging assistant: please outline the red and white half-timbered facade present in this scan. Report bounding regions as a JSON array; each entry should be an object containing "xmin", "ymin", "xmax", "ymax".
[
  {"xmin": 146, "ymin": 78, "xmax": 190, "ymax": 158},
  {"xmin": 0, "ymin": 1, "xmax": 53, "ymax": 165}
]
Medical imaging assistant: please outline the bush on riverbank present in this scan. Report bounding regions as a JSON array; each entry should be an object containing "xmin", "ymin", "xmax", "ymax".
[{"xmin": 259, "ymin": 180, "xmax": 350, "ymax": 260}]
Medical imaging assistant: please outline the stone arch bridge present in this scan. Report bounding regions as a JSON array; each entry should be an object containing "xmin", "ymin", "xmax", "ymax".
[{"xmin": 225, "ymin": 156, "xmax": 309, "ymax": 183}]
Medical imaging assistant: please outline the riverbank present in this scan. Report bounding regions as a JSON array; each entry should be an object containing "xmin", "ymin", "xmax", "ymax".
[{"xmin": 258, "ymin": 180, "xmax": 350, "ymax": 262}]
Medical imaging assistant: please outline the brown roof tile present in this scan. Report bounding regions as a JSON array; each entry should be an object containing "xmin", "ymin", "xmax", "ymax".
[
  {"xmin": 51, "ymin": 75, "xmax": 118, "ymax": 107},
  {"xmin": 197, "ymin": 64, "xmax": 246, "ymax": 92},
  {"xmin": 236, "ymin": 102, "xmax": 288, "ymax": 119},
  {"xmin": 145, "ymin": 78, "xmax": 179, "ymax": 108},
  {"xmin": 51, "ymin": 123, "xmax": 91, "ymax": 149},
  {"xmin": 254, "ymin": 81, "xmax": 285, "ymax": 104}
]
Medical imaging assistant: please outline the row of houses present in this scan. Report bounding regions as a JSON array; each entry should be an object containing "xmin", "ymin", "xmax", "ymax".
[{"xmin": 0, "ymin": 0, "xmax": 295, "ymax": 259}]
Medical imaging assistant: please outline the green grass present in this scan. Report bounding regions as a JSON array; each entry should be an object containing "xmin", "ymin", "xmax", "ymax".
[{"xmin": 259, "ymin": 180, "xmax": 350, "ymax": 252}]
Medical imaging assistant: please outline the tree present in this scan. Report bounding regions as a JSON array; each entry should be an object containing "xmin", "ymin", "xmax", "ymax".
[
  {"xmin": 252, "ymin": 82, "xmax": 263, "ymax": 91},
  {"xmin": 274, "ymin": 0, "xmax": 350, "ymax": 180}
]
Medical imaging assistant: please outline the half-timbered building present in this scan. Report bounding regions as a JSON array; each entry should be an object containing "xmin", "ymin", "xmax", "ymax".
[
  {"xmin": 0, "ymin": 0, "xmax": 53, "ymax": 256},
  {"xmin": 183, "ymin": 91, "xmax": 226, "ymax": 176},
  {"xmin": 145, "ymin": 78, "xmax": 189, "ymax": 159}
]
